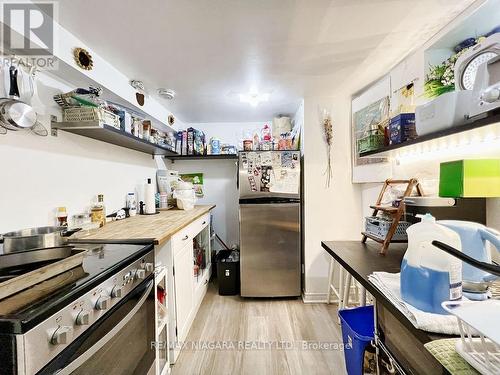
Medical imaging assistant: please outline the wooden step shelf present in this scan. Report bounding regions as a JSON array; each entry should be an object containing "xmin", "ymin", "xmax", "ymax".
[
  {"xmin": 362, "ymin": 178, "xmax": 424, "ymax": 255},
  {"xmin": 369, "ymin": 205, "xmax": 399, "ymax": 213}
]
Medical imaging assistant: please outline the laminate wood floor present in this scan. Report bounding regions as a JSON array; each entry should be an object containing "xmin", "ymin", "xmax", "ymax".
[{"xmin": 171, "ymin": 284, "xmax": 347, "ymax": 375}]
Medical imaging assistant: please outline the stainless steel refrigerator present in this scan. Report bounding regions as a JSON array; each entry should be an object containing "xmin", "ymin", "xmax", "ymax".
[{"xmin": 238, "ymin": 151, "xmax": 301, "ymax": 297}]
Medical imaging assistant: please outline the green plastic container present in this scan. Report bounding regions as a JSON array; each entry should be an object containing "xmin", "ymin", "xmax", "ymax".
[
  {"xmin": 357, "ymin": 134, "xmax": 385, "ymax": 154},
  {"xmin": 439, "ymin": 159, "xmax": 500, "ymax": 197}
]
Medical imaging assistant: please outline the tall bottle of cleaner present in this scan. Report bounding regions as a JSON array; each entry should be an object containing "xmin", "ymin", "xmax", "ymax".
[{"xmin": 400, "ymin": 213, "xmax": 462, "ymax": 315}]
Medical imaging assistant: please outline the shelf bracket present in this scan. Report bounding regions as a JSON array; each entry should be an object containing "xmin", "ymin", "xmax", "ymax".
[{"xmin": 50, "ymin": 115, "xmax": 58, "ymax": 137}]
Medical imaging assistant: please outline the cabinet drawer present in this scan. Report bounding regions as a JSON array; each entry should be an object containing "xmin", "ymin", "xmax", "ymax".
[
  {"xmin": 172, "ymin": 213, "xmax": 210, "ymax": 252},
  {"xmin": 172, "ymin": 227, "xmax": 193, "ymax": 253},
  {"xmin": 191, "ymin": 213, "xmax": 210, "ymax": 237}
]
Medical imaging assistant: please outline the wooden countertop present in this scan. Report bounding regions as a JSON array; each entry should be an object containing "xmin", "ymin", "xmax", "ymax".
[{"xmin": 71, "ymin": 205, "xmax": 215, "ymax": 246}]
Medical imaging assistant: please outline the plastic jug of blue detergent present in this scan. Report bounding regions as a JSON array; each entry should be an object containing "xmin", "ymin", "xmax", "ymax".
[{"xmin": 400, "ymin": 214, "xmax": 463, "ymax": 314}]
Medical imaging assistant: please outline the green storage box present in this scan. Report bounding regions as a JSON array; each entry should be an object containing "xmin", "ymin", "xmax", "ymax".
[
  {"xmin": 357, "ymin": 134, "xmax": 385, "ymax": 154},
  {"xmin": 439, "ymin": 159, "xmax": 500, "ymax": 197}
]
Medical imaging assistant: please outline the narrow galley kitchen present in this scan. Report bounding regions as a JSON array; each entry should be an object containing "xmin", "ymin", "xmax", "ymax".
[{"xmin": 1, "ymin": 1, "xmax": 500, "ymax": 375}]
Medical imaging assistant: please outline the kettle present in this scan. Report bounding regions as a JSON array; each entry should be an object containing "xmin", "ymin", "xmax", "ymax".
[{"xmin": 439, "ymin": 221, "xmax": 500, "ymax": 293}]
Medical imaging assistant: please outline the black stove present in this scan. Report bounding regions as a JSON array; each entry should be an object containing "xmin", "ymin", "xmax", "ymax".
[
  {"xmin": 0, "ymin": 241, "xmax": 156, "ymax": 375},
  {"xmin": 0, "ymin": 242, "xmax": 153, "ymax": 334}
]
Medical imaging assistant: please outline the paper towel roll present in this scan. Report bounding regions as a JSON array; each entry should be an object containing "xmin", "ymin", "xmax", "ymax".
[{"xmin": 144, "ymin": 178, "xmax": 156, "ymax": 214}]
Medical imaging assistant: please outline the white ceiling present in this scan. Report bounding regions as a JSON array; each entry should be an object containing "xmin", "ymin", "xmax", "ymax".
[{"xmin": 54, "ymin": 0, "xmax": 476, "ymax": 123}]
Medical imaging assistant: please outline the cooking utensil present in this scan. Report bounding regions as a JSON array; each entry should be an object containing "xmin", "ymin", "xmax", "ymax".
[
  {"xmin": 0, "ymin": 98, "xmax": 37, "ymax": 130},
  {"xmin": 0, "ymin": 97, "xmax": 47, "ymax": 135},
  {"xmin": 16, "ymin": 63, "xmax": 34, "ymax": 103},
  {"xmin": 8, "ymin": 65, "xmax": 20, "ymax": 98},
  {"xmin": 0, "ymin": 226, "xmax": 81, "ymax": 254},
  {"xmin": 30, "ymin": 121, "xmax": 48, "ymax": 136},
  {"xmin": 0, "ymin": 246, "xmax": 74, "ymax": 270}
]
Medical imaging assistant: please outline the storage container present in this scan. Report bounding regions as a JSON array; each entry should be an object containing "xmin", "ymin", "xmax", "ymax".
[
  {"xmin": 338, "ymin": 305, "xmax": 375, "ymax": 375},
  {"xmin": 401, "ymin": 214, "xmax": 463, "ymax": 314},
  {"xmin": 364, "ymin": 216, "xmax": 410, "ymax": 241},
  {"xmin": 389, "ymin": 113, "xmax": 416, "ymax": 144},
  {"xmin": 216, "ymin": 250, "xmax": 240, "ymax": 295},
  {"xmin": 415, "ymin": 91, "xmax": 472, "ymax": 136},
  {"xmin": 357, "ymin": 134, "xmax": 385, "ymax": 154},
  {"xmin": 439, "ymin": 159, "xmax": 500, "ymax": 198},
  {"xmin": 63, "ymin": 107, "xmax": 120, "ymax": 129}
]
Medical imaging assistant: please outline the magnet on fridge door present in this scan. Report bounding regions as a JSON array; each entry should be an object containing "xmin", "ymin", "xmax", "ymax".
[{"xmin": 248, "ymin": 175, "xmax": 258, "ymax": 192}]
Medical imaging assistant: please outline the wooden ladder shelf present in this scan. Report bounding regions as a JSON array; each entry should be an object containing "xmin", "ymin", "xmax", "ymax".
[{"xmin": 362, "ymin": 178, "xmax": 424, "ymax": 255}]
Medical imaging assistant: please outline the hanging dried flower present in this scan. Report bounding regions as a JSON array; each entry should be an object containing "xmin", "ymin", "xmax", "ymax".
[{"xmin": 319, "ymin": 108, "xmax": 333, "ymax": 187}]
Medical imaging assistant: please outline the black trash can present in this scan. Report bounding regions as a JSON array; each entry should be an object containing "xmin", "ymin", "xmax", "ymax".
[{"xmin": 216, "ymin": 250, "xmax": 240, "ymax": 295}]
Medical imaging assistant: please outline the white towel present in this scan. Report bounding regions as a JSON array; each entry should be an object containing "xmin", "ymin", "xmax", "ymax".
[{"xmin": 368, "ymin": 272, "xmax": 460, "ymax": 335}]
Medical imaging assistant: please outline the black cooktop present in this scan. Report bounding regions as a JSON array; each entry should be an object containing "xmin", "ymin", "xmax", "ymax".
[{"xmin": 0, "ymin": 242, "xmax": 153, "ymax": 334}]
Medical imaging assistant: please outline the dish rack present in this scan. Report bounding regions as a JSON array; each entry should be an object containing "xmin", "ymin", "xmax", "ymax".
[
  {"xmin": 364, "ymin": 217, "xmax": 411, "ymax": 242},
  {"xmin": 442, "ymin": 300, "xmax": 500, "ymax": 375},
  {"xmin": 63, "ymin": 107, "xmax": 120, "ymax": 129}
]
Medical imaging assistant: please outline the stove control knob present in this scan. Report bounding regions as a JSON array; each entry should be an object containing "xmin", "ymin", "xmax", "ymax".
[
  {"xmin": 144, "ymin": 263, "xmax": 154, "ymax": 272},
  {"xmin": 95, "ymin": 295, "xmax": 110, "ymax": 311},
  {"xmin": 136, "ymin": 269, "xmax": 146, "ymax": 280},
  {"xmin": 123, "ymin": 272, "xmax": 131, "ymax": 283},
  {"xmin": 111, "ymin": 285, "xmax": 123, "ymax": 298},
  {"xmin": 76, "ymin": 310, "xmax": 90, "ymax": 326},
  {"xmin": 50, "ymin": 326, "xmax": 73, "ymax": 345}
]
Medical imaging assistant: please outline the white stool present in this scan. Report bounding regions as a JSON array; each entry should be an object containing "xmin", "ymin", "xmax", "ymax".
[{"xmin": 327, "ymin": 258, "xmax": 366, "ymax": 309}]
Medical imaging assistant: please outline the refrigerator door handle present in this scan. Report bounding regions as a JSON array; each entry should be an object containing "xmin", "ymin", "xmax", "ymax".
[{"xmin": 236, "ymin": 159, "xmax": 239, "ymax": 190}]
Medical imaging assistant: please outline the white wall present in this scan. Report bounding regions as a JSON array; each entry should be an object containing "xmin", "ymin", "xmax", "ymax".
[
  {"xmin": 166, "ymin": 121, "xmax": 270, "ymax": 248},
  {"xmin": 169, "ymin": 159, "xmax": 238, "ymax": 248},
  {"xmin": 302, "ymin": 95, "xmax": 363, "ymax": 301},
  {"xmin": 0, "ymin": 71, "xmax": 166, "ymax": 233}
]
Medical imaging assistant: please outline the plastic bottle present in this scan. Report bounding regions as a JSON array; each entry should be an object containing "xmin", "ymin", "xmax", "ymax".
[
  {"xmin": 144, "ymin": 178, "xmax": 156, "ymax": 214},
  {"xmin": 56, "ymin": 207, "xmax": 68, "ymax": 227},
  {"xmin": 127, "ymin": 192, "xmax": 137, "ymax": 217},
  {"xmin": 400, "ymin": 213, "xmax": 463, "ymax": 314},
  {"xmin": 261, "ymin": 124, "xmax": 271, "ymax": 141}
]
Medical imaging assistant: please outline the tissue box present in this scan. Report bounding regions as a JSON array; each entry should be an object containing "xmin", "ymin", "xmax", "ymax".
[
  {"xmin": 389, "ymin": 113, "xmax": 416, "ymax": 144},
  {"xmin": 439, "ymin": 159, "xmax": 500, "ymax": 197}
]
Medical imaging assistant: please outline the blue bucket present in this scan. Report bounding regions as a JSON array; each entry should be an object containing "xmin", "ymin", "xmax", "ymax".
[{"xmin": 338, "ymin": 305, "xmax": 375, "ymax": 375}]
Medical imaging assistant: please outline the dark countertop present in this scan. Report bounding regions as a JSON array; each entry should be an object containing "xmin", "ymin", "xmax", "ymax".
[
  {"xmin": 0, "ymin": 243, "xmax": 153, "ymax": 334},
  {"xmin": 321, "ymin": 241, "xmax": 452, "ymax": 344}
]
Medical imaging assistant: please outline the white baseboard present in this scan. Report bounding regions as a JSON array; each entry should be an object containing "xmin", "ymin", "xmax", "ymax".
[{"xmin": 301, "ymin": 292, "xmax": 329, "ymax": 303}]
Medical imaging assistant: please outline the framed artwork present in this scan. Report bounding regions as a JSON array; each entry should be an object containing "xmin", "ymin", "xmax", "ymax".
[{"xmin": 351, "ymin": 76, "xmax": 392, "ymax": 183}]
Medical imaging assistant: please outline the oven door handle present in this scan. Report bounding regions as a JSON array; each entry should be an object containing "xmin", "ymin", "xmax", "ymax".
[{"xmin": 55, "ymin": 280, "xmax": 154, "ymax": 375}]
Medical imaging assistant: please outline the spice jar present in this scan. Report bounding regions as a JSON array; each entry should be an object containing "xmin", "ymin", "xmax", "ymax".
[
  {"xmin": 90, "ymin": 194, "xmax": 106, "ymax": 227},
  {"xmin": 56, "ymin": 207, "xmax": 68, "ymax": 227}
]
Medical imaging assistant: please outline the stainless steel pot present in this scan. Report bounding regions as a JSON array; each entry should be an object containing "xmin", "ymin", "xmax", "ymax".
[
  {"xmin": 0, "ymin": 226, "xmax": 81, "ymax": 254},
  {"xmin": 0, "ymin": 98, "xmax": 37, "ymax": 130}
]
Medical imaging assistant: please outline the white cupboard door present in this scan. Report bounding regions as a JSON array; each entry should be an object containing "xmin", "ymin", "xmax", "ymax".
[{"xmin": 173, "ymin": 241, "xmax": 194, "ymax": 341}]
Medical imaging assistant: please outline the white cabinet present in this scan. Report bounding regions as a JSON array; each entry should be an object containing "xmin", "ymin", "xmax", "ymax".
[
  {"xmin": 156, "ymin": 212, "xmax": 211, "ymax": 364},
  {"xmin": 173, "ymin": 240, "xmax": 194, "ymax": 342}
]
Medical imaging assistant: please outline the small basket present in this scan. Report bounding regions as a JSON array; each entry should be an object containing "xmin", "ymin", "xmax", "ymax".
[
  {"xmin": 63, "ymin": 107, "xmax": 120, "ymax": 129},
  {"xmin": 442, "ymin": 300, "xmax": 500, "ymax": 375},
  {"xmin": 364, "ymin": 216, "xmax": 410, "ymax": 241}
]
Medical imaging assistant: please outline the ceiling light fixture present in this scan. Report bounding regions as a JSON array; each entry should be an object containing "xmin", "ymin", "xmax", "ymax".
[
  {"xmin": 239, "ymin": 88, "xmax": 270, "ymax": 107},
  {"xmin": 158, "ymin": 88, "xmax": 176, "ymax": 100}
]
